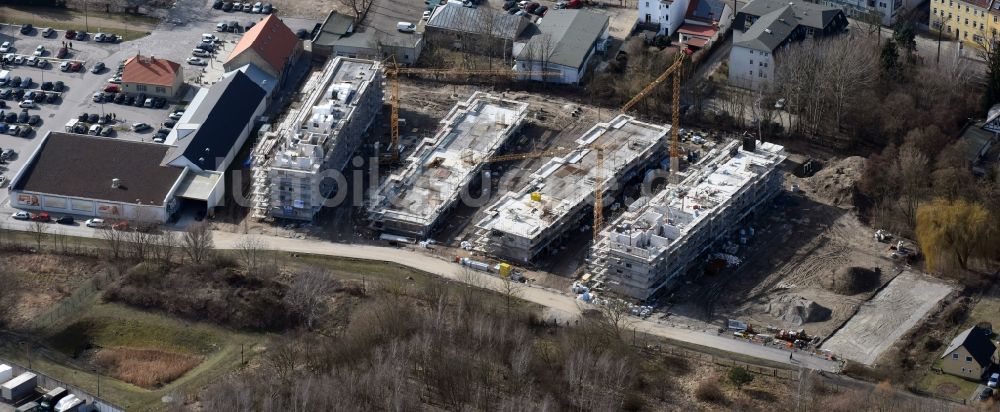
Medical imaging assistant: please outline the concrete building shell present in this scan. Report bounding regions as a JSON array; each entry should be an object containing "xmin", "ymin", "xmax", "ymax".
[
  {"xmin": 367, "ymin": 92, "xmax": 529, "ymax": 238},
  {"xmin": 594, "ymin": 139, "xmax": 786, "ymax": 300},
  {"xmin": 474, "ymin": 115, "xmax": 670, "ymax": 264},
  {"xmin": 251, "ymin": 57, "xmax": 383, "ymax": 221}
]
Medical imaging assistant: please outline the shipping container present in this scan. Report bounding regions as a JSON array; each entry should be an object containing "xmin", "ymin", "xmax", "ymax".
[
  {"xmin": 0, "ymin": 364, "xmax": 11, "ymax": 383},
  {"xmin": 42, "ymin": 387, "xmax": 68, "ymax": 404},
  {"xmin": 1, "ymin": 372, "xmax": 36, "ymax": 403}
]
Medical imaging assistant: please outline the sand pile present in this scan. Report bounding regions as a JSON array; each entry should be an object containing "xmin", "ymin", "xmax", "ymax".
[
  {"xmin": 822, "ymin": 267, "xmax": 881, "ymax": 295},
  {"xmin": 799, "ymin": 156, "xmax": 864, "ymax": 207},
  {"xmin": 765, "ymin": 295, "xmax": 832, "ymax": 325}
]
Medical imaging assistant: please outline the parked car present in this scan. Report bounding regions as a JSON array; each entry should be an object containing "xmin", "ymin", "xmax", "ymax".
[
  {"xmin": 94, "ymin": 32, "xmax": 106, "ymax": 42},
  {"xmin": 4, "ymin": 112, "xmax": 16, "ymax": 123},
  {"xmin": 33, "ymin": 45, "xmax": 45, "ymax": 56},
  {"xmin": 11, "ymin": 211, "xmax": 30, "ymax": 220},
  {"xmin": 19, "ymin": 77, "xmax": 30, "ymax": 88},
  {"xmin": 41, "ymin": 27, "xmax": 55, "ymax": 37},
  {"xmin": 17, "ymin": 110, "xmax": 28, "ymax": 123},
  {"xmin": 56, "ymin": 46, "xmax": 68, "ymax": 59},
  {"xmin": 216, "ymin": 22, "xmax": 228, "ymax": 32},
  {"xmin": 187, "ymin": 57, "xmax": 207, "ymax": 66},
  {"xmin": 27, "ymin": 114, "xmax": 39, "ymax": 125},
  {"xmin": 1, "ymin": 149, "xmax": 15, "ymax": 161},
  {"xmin": 164, "ymin": 120, "xmax": 177, "ymax": 128},
  {"xmin": 103, "ymin": 84, "xmax": 119, "ymax": 93},
  {"xmin": 85, "ymin": 218, "xmax": 105, "ymax": 228},
  {"xmin": 233, "ymin": 2, "xmax": 243, "ymax": 11},
  {"xmin": 396, "ymin": 22, "xmax": 416, "ymax": 33},
  {"xmin": 213, "ymin": 0, "xmax": 224, "ymax": 8},
  {"xmin": 134, "ymin": 93, "xmax": 146, "ymax": 107},
  {"xmin": 124, "ymin": 94, "xmax": 136, "ymax": 105},
  {"xmin": 252, "ymin": 2, "xmax": 263, "ymax": 12},
  {"xmin": 990, "ymin": 373, "xmax": 999, "ymax": 389},
  {"xmin": 0, "ymin": 42, "xmax": 12, "ymax": 53},
  {"xmin": 20, "ymin": 24, "xmax": 33, "ymax": 35},
  {"xmin": 169, "ymin": 111, "xmax": 184, "ymax": 120},
  {"xmin": 45, "ymin": 93, "xmax": 57, "ymax": 104},
  {"xmin": 56, "ymin": 216, "xmax": 74, "ymax": 225},
  {"xmin": 40, "ymin": 82, "xmax": 53, "ymax": 91},
  {"xmin": 132, "ymin": 122, "xmax": 152, "ymax": 132},
  {"xmin": 18, "ymin": 100, "xmax": 34, "ymax": 109},
  {"xmin": 59, "ymin": 61, "xmax": 71, "ymax": 72},
  {"xmin": 980, "ymin": 387, "xmax": 994, "ymax": 401},
  {"xmin": 65, "ymin": 30, "xmax": 77, "ymax": 39},
  {"xmin": 223, "ymin": 1, "xmax": 234, "ymax": 11},
  {"xmin": 112, "ymin": 221, "xmax": 129, "ymax": 231},
  {"xmin": 70, "ymin": 62, "xmax": 82, "ymax": 72},
  {"xmin": 262, "ymin": 2, "xmax": 273, "ymax": 13},
  {"xmin": 13, "ymin": 55, "xmax": 24, "ymax": 65},
  {"xmin": 153, "ymin": 97, "xmax": 166, "ymax": 108},
  {"xmin": 100, "ymin": 127, "xmax": 114, "ymax": 137},
  {"xmin": 25, "ymin": 56, "xmax": 38, "ymax": 67},
  {"xmin": 295, "ymin": 28, "xmax": 309, "ymax": 38},
  {"xmin": 53, "ymin": 81, "xmax": 65, "ymax": 92},
  {"xmin": 0, "ymin": 123, "xmax": 7, "ymax": 133},
  {"xmin": 31, "ymin": 212, "xmax": 51, "ymax": 222},
  {"xmin": 88, "ymin": 124, "xmax": 102, "ymax": 136},
  {"xmin": 153, "ymin": 132, "xmax": 167, "ymax": 143},
  {"xmin": 114, "ymin": 93, "xmax": 126, "ymax": 104},
  {"xmin": 192, "ymin": 48, "xmax": 211, "ymax": 58},
  {"xmin": 74, "ymin": 31, "xmax": 87, "ymax": 40},
  {"xmin": 7, "ymin": 125, "xmax": 19, "ymax": 135},
  {"xmin": 18, "ymin": 125, "xmax": 30, "ymax": 137},
  {"xmin": 0, "ymin": 89, "xmax": 9, "ymax": 100},
  {"xmin": 533, "ymin": 5, "xmax": 547, "ymax": 15}
]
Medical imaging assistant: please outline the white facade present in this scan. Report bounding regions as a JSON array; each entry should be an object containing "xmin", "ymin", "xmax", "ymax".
[
  {"xmin": 639, "ymin": 0, "xmax": 692, "ymax": 36},
  {"xmin": 820, "ymin": 0, "xmax": 900, "ymax": 25},
  {"xmin": 727, "ymin": 45, "xmax": 774, "ymax": 90},
  {"xmin": 9, "ymin": 190, "xmax": 173, "ymax": 222}
]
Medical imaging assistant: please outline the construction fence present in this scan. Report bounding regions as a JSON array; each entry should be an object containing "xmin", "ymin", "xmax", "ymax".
[{"xmin": 641, "ymin": 343, "xmax": 801, "ymax": 381}]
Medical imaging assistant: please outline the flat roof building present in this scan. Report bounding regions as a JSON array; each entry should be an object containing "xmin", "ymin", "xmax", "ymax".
[
  {"xmin": 9, "ymin": 132, "xmax": 186, "ymax": 222},
  {"xmin": 474, "ymin": 115, "xmax": 670, "ymax": 264},
  {"xmin": 594, "ymin": 139, "xmax": 786, "ymax": 300},
  {"xmin": 251, "ymin": 57, "xmax": 383, "ymax": 221},
  {"xmin": 368, "ymin": 92, "xmax": 529, "ymax": 238}
]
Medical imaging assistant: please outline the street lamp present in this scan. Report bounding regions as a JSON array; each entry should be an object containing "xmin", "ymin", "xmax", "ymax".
[
  {"xmin": 93, "ymin": 368, "xmax": 100, "ymax": 397},
  {"xmin": 936, "ymin": 15, "xmax": 953, "ymax": 65}
]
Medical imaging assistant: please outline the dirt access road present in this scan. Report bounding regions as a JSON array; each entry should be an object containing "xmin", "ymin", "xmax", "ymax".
[{"xmin": 0, "ymin": 213, "xmax": 839, "ymax": 373}]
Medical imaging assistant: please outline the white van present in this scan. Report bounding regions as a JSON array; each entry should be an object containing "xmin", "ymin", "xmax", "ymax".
[
  {"xmin": 0, "ymin": 70, "xmax": 9, "ymax": 85},
  {"xmin": 397, "ymin": 22, "xmax": 416, "ymax": 32}
]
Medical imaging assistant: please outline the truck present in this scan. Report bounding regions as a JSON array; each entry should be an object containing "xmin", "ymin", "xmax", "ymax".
[
  {"xmin": 1, "ymin": 372, "xmax": 37, "ymax": 403},
  {"xmin": 64, "ymin": 118, "xmax": 79, "ymax": 133}
]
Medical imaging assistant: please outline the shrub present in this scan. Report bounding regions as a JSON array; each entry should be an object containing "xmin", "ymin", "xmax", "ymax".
[{"xmin": 695, "ymin": 380, "xmax": 726, "ymax": 404}]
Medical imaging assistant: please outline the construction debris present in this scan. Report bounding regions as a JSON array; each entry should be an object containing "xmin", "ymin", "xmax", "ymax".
[{"xmin": 765, "ymin": 295, "xmax": 832, "ymax": 326}]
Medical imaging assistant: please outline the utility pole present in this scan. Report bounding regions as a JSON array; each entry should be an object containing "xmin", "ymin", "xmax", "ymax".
[
  {"xmin": 936, "ymin": 16, "xmax": 951, "ymax": 65},
  {"xmin": 84, "ymin": 0, "xmax": 89, "ymax": 33}
]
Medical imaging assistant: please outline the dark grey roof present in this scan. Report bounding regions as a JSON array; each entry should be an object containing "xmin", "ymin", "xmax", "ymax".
[
  {"xmin": 13, "ymin": 132, "xmax": 183, "ymax": 205},
  {"xmin": 739, "ymin": 0, "xmax": 842, "ymax": 29},
  {"xmin": 941, "ymin": 326, "xmax": 996, "ymax": 367},
  {"xmin": 960, "ymin": 122, "xmax": 997, "ymax": 163},
  {"xmin": 314, "ymin": 11, "xmax": 355, "ymax": 47},
  {"xmin": 516, "ymin": 10, "xmax": 608, "ymax": 69},
  {"xmin": 689, "ymin": 0, "xmax": 727, "ymax": 22},
  {"xmin": 163, "ymin": 70, "xmax": 265, "ymax": 171},
  {"xmin": 734, "ymin": 5, "xmax": 798, "ymax": 51},
  {"xmin": 427, "ymin": 4, "xmax": 529, "ymax": 40}
]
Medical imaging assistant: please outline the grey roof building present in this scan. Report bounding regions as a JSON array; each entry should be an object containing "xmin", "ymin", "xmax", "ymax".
[
  {"xmin": 733, "ymin": 0, "xmax": 847, "ymax": 51},
  {"xmin": 426, "ymin": 5, "xmax": 531, "ymax": 40},
  {"xmin": 513, "ymin": 10, "xmax": 609, "ymax": 84},
  {"xmin": 163, "ymin": 70, "xmax": 267, "ymax": 172}
]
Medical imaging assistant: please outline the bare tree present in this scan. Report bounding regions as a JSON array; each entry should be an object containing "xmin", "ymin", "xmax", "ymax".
[
  {"xmin": 30, "ymin": 220, "xmax": 49, "ymax": 251},
  {"xmin": 101, "ymin": 226, "xmax": 127, "ymax": 259},
  {"xmin": 285, "ymin": 268, "xmax": 338, "ymax": 330},
  {"xmin": 499, "ymin": 271, "xmax": 523, "ymax": 316},
  {"xmin": 151, "ymin": 230, "xmax": 179, "ymax": 264},
  {"xmin": 235, "ymin": 235, "xmax": 267, "ymax": 276},
  {"xmin": 339, "ymin": 0, "xmax": 374, "ymax": 24},
  {"xmin": 590, "ymin": 298, "xmax": 634, "ymax": 342},
  {"xmin": 182, "ymin": 222, "xmax": 214, "ymax": 264}
]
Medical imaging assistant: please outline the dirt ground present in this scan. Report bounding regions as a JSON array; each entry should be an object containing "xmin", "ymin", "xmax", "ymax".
[
  {"xmin": 821, "ymin": 271, "xmax": 953, "ymax": 365},
  {"xmin": 665, "ymin": 157, "xmax": 910, "ymax": 344}
]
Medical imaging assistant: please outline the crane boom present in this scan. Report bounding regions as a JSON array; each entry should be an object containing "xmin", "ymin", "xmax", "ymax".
[
  {"xmin": 384, "ymin": 62, "xmax": 560, "ymax": 163},
  {"xmin": 619, "ymin": 52, "xmax": 686, "ymax": 179}
]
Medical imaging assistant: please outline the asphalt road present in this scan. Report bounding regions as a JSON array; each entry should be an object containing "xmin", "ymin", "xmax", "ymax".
[{"xmin": 0, "ymin": 214, "xmax": 841, "ymax": 373}]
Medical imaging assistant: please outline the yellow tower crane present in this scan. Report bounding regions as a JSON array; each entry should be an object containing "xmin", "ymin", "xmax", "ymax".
[
  {"xmin": 620, "ymin": 52, "xmax": 687, "ymax": 178},
  {"xmin": 384, "ymin": 62, "xmax": 562, "ymax": 163}
]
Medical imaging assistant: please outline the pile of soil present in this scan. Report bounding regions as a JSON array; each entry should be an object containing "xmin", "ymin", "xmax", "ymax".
[
  {"xmin": 798, "ymin": 156, "xmax": 864, "ymax": 207},
  {"xmin": 765, "ymin": 295, "xmax": 832, "ymax": 325},
  {"xmin": 822, "ymin": 267, "xmax": 881, "ymax": 295}
]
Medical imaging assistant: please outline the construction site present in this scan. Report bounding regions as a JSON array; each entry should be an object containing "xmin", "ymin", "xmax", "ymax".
[
  {"xmin": 235, "ymin": 50, "xmax": 959, "ymax": 373},
  {"xmin": 250, "ymin": 57, "xmax": 384, "ymax": 221},
  {"xmin": 367, "ymin": 92, "xmax": 530, "ymax": 237}
]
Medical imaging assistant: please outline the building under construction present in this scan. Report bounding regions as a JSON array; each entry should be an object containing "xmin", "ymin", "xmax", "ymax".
[
  {"xmin": 250, "ymin": 57, "xmax": 383, "ymax": 221},
  {"xmin": 593, "ymin": 139, "xmax": 787, "ymax": 300},
  {"xmin": 367, "ymin": 92, "xmax": 529, "ymax": 237},
  {"xmin": 474, "ymin": 114, "xmax": 670, "ymax": 264}
]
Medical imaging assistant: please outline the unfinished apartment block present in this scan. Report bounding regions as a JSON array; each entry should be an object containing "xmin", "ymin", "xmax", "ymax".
[
  {"xmin": 367, "ymin": 92, "xmax": 529, "ymax": 237},
  {"xmin": 475, "ymin": 115, "xmax": 670, "ymax": 264},
  {"xmin": 594, "ymin": 139, "xmax": 786, "ymax": 300},
  {"xmin": 251, "ymin": 57, "xmax": 383, "ymax": 220}
]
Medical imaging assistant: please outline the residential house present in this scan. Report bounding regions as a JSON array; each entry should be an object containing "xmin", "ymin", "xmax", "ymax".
[
  {"xmin": 932, "ymin": 0, "xmax": 995, "ymax": 46},
  {"xmin": 728, "ymin": 0, "xmax": 847, "ymax": 89},
  {"xmin": 425, "ymin": 3, "xmax": 531, "ymax": 57},
  {"xmin": 940, "ymin": 325, "xmax": 996, "ymax": 380},
  {"xmin": 513, "ymin": 10, "xmax": 610, "ymax": 84},
  {"xmin": 957, "ymin": 103, "xmax": 1000, "ymax": 175},
  {"xmin": 819, "ymin": 0, "xmax": 905, "ymax": 25},
  {"xmin": 676, "ymin": 0, "xmax": 733, "ymax": 49},
  {"xmin": 121, "ymin": 54, "xmax": 183, "ymax": 100},
  {"xmin": 639, "ymin": 0, "xmax": 693, "ymax": 36},
  {"xmin": 224, "ymin": 14, "xmax": 303, "ymax": 85}
]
